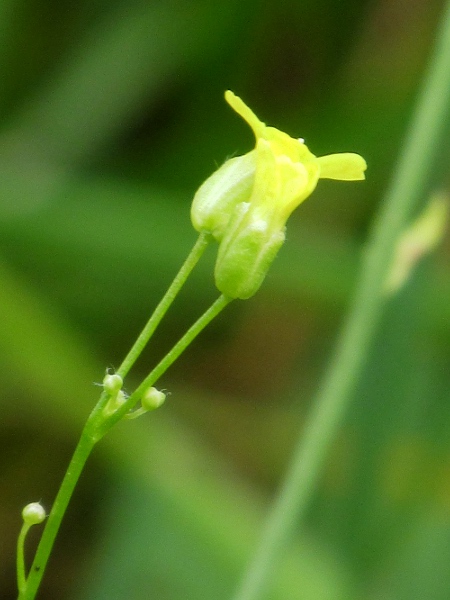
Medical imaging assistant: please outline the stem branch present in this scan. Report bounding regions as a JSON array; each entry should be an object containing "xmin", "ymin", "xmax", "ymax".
[
  {"xmin": 17, "ymin": 234, "xmax": 215, "ymax": 599},
  {"xmin": 117, "ymin": 232, "xmax": 211, "ymax": 379},
  {"xmin": 18, "ymin": 427, "xmax": 96, "ymax": 600},
  {"xmin": 99, "ymin": 294, "xmax": 232, "ymax": 434}
]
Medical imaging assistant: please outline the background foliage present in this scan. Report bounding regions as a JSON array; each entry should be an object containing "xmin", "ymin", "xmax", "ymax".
[{"xmin": 1, "ymin": 0, "xmax": 449, "ymax": 598}]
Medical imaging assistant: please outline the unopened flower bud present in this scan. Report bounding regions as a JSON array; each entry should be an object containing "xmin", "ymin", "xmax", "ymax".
[
  {"xmin": 141, "ymin": 387, "xmax": 166, "ymax": 411},
  {"xmin": 22, "ymin": 502, "xmax": 46, "ymax": 526},
  {"xmin": 103, "ymin": 373, "xmax": 123, "ymax": 395}
]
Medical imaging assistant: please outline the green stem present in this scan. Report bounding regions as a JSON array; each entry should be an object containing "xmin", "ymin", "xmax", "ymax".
[
  {"xmin": 232, "ymin": 1, "xmax": 450, "ymax": 598},
  {"xmin": 16, "ymin": 524, "xmax": 30, "ymax": 595},
  {"xmin": 18, "ymin": 294, "xmax": 232, "ymax": 598},
  {"xmin": 131, "ymin": 294, "xmax": 231, "ymax": 399},
  {"xmin": 17, "ymin": 425, "xmax": 97, "ymax": 600},
  {"xmin": 17, "ymin": 233, "xmax": 215, "ymax": 600},
  {"xmin": 98, "ymin": 294, "xmax": 232, "ymax": 435},
  {"xmin": 117, "ymin": 232, "xmax": 211, "ymax": 379},
  {"xmin": 16, "ymin": 290, "xmax": 230, "ymax": 599}
]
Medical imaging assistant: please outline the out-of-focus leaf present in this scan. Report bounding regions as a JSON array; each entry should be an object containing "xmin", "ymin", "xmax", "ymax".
[
  {"xmin": 4, "ymin": 0, "xmax": 251, "ymax": 164},
  {"xmin": 0, "ymin": 258, "xmax": 100, "ymax": 428},
  {"xmin": 384, "ymin": 513, "xmax": 450, "ymax": 600}
]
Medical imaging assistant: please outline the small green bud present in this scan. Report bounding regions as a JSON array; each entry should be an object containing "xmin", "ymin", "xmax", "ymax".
[
  {"xmin": 141, "ymin": 387, "xmax": 166, "ymax": 411},
  {"xmin": 22, "ymin": 502, "xmax": 46, "ymax": 525},
  {"xmin": 103, "ymin": 373, "xmax": 123, "ymax": 395}
]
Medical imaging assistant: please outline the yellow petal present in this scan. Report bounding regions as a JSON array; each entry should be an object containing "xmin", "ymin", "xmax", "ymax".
[
  {"xmin": 225, "ymin": 90, "xmax": 265, "ymax": 138},
  {"xmin": 317, "ymin": 153, "xmax": 367, "ymax": 180},
  {"xmin": 250, "ymin": 139, "xmax": 311, "ymax": 227},
  {"xmin": 276, "ymin": 154, "xmax": 315, "ymax": 217}
]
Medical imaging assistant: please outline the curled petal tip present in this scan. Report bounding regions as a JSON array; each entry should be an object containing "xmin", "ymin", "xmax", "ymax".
[{"xmin": 224, "ymin": 90, "xmax": 265, "ymax": 137}]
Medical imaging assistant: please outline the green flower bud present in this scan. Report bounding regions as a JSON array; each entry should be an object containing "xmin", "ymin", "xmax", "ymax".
[
  {"xmin": 141, "ymin": 387, "xmax": 166, "ymax": 411},
  {"xmin": 103, "ymin": 373, "xmax": 123, "ymax": 395},
  {"xmin": 22, "ymin": 502, "xmax": 46, "ymax": 525}
]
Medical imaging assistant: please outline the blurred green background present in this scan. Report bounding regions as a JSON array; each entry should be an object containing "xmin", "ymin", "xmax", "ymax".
[{"xmin": 1, "ymin": 0, "xmax": 450, "ymax": 598}]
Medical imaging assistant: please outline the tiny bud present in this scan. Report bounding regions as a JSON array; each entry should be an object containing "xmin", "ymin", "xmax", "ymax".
[
  {"xmin": 22, "ymin": 502, "xmax": 46, "ymax": 526},
  {"xmin": 141, "ymin": 387, "xmax": 166, "ymax": 411},
  {"xmin": 103, "ymin": 373, "xmax": 123, "ymax": 395}
]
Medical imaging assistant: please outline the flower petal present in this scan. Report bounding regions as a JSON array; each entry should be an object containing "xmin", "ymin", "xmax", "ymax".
[
  {"xmin": 225, "ymin": 90, "xmax": 265, "ymax": 138},
  {"xmin": 250, "ymin": 139, "xmax": 311, "ymax": 226},
  {"xmin": 317, "ymin": 153, "xmax": 367, "ymax": 180}
]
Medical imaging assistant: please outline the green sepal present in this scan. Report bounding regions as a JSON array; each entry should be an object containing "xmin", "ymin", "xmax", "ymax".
[
  {"xmin": 214, "ymin": 202, "xmax": 285, "ymax": 299},
  {"xmin": 191, "ymin": 151, "xmax": 256, "ymax": 240}
]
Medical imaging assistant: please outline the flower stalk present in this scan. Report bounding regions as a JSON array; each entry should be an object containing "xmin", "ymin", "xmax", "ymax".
[{"xmin": 17, "ymin": 87, "xmax": 368, "ymax": 600}]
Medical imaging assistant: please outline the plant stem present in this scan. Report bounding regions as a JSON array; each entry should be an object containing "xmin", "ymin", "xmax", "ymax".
[
  {"xmin": 17, "ymin": 294, "xmax": 231, "ymax": 599},
  {"xmin": 98, "ymin": 293, "xmax": 232, "ymax": 434},
  {"xmin": 17, "ymin": 422, "xmax": 97, "ymax": 600},
  {"xmin": 16, "ymin": 233, "xmax": 218, "ymax": 600},
  {"xmin": 16, "ymin": 524, "xmax": 30, "ymax": 595},
  {"xmin": 117, "ymin": 232, "xmax": 211, "ymax": 379},
  {"xmin": 232, "ymin": 1, "xmax": 450, "ymax": 598},
  {"xmin": 131, "ymin": 294, "xmax": 232, "ymax": 399}
]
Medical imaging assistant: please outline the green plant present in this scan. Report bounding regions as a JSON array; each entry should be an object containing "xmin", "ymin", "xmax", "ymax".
[{"xmin": 15, "ymin": 91, "xmax": 366, "ymax": 599}]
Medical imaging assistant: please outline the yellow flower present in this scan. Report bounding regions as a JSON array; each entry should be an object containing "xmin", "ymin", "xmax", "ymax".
[{"xmin": 191, "ymin": 91, "xmax": 367, "ymax": 299}]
